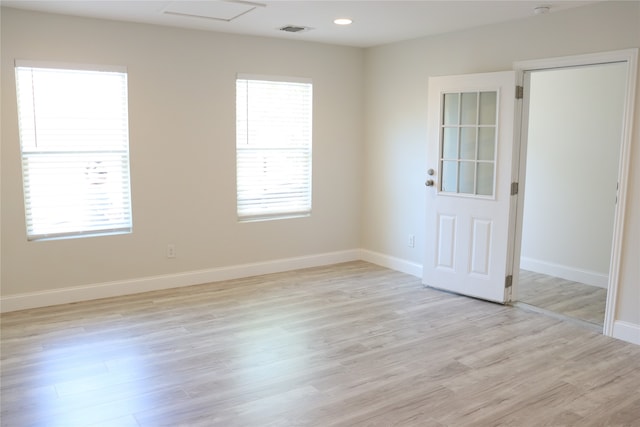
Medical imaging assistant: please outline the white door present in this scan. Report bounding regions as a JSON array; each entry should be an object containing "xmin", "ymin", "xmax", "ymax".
[{"xmin": 423, "ymin": 71, "xmax": 517, "ymax": 303}]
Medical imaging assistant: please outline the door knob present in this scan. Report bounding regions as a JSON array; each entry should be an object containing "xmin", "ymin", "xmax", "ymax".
[{"xmin": 425, "ymin": 179, "xmax": 434, "ymax": 187}]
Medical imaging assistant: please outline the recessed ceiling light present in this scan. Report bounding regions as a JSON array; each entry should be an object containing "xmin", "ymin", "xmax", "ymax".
[{"xmin": 334, "ymin": 18, "xmax": 353, "ymax": 25}]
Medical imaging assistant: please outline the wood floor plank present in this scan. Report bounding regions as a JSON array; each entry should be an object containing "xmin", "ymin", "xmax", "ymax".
[
  {"xmin": 2, "ymin": 261, "xmax": 639, "ymax": 426},
  {"xmin": 518, "ymin": 269, "xmax": 607, "ymax": 325}
]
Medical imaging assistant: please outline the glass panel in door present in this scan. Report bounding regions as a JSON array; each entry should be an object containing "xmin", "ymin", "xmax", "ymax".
[{"xmin": 439, "ymin": 90, "xmax": 498, "ymax": 196}]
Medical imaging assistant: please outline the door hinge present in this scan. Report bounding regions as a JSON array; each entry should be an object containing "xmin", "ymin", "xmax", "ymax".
[
  {"xmin": 505, "ymin": 275, "xmax": 513, "ymax": 288},
  {"xmin": 516, "ymin": 85, "xmax": 524, "ymax": 99},
  {"xmin": 510, "ymin": 182, "xmax": 519, "ymax": 195}
]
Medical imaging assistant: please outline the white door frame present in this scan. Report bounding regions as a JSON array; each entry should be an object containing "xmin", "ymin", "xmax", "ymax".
[{"xmin": 512, "ymin": 49, "xmax": 638, "ymax": 337}]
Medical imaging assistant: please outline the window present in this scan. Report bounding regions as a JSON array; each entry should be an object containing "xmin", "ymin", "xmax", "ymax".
[
  {"xmin": 15, "ymin": 61, "xmax": 132, "ymax": 240},
  {"xmin": 236, "ymin": 75, "xmax": 312, "ymax": 221},
  {"xmin": 440, "ymin": 91, "xmax": 498, "ymax": 197}
]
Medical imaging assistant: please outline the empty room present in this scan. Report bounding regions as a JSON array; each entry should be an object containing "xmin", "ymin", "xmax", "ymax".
[{"xmin": 1, "ymin": 1, "xmax": 639, "ymax": 426}]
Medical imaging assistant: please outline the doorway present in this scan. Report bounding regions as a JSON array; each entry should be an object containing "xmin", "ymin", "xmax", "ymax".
[
  {"xmin": 512, "ymin": 50, "xmax": 637, "ymax": 336},
  {"xmin": 518, "ymin": 63, "xmax": 627, "ymax": 327}
]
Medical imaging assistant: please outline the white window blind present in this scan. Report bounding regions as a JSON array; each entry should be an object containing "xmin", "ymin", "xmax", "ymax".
[
  {"xmin": 15, "ymin": 61, "xmax": 133, "ymax": 240},
  {"xmin": 236, "ymin": 75, "xmax": 312, "ymax": 221}
]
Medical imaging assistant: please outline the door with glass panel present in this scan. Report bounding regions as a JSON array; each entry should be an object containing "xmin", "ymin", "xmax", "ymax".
[{"xmin": 423, "ymin": 71, "xmax": 517, "ymax": 303}]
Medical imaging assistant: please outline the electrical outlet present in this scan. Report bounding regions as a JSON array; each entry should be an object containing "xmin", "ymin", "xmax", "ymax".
[
  {"xmin": 167, "ymin": 244, "xmax": 176, "ymax": 258},
  {"xmin": 408, "ymin": 235, "xmax": 415, "ymax": 248}
]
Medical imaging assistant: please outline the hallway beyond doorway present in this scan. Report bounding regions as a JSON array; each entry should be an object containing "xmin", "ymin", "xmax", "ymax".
[{"xmin": 518, "ymin": 269, "xmax": 607, "ymax": 326}]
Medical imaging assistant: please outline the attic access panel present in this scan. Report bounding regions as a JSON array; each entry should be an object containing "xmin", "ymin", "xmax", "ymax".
[{"xmin": 163, "ymin": 0, "xmax": 265, "ymax": 22}]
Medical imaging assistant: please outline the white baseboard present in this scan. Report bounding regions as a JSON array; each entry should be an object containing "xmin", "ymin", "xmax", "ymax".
[
  {"xmin": 0, "ymin": 250, "xmax": 360, "ymax": 313},
  {"xmin": 3, "ymin": 249, "xmax": 637, "ymax": 346},
  {"xmin": 612, "ymin": 320, "xmax": 640, "ymax": 345},
  {"xmin": 520, "ymin": 257, "xmax": 608, "ymax": 288},
  {"xmin": 359, "ymin": 249, "xmax": 423, "ymax": 278}
]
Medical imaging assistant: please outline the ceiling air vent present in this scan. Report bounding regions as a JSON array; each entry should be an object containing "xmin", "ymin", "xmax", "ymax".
[{"xmin": 279, "ymin": 25, "xmax": 312, "ymax": 33}]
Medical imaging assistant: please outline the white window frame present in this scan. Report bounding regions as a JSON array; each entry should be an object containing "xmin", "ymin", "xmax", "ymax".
[
  {"xmin": 15, "ymin": 60, "xmax": 133, "ymax": 241},
  {"xmin": 236, "ymin": 74, "xmax": 313, "ymax": 221}
]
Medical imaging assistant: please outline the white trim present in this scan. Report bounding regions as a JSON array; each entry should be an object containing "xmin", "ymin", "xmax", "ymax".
[
  {"xmin": 15, "ymin": 59, "xmax": 126, "ymax": 73},
  {"xmin": 513, "ymin": 48, "xmax": 638, "ymax": 339},
  {"xmin": 0, "ymin": 250, "xmax": 359, "ymax": 313},
  {"xmin": 520, "ymin": 257, "xmax": 608, "ymax": 288},
  {"xmin": 236, "ymin": 73, "xmax": 312, "ymax": 84},
  {"xmin": 612, "ymin": 321, "xmax": 640, "ymax": 346},
  {"xmin": 605, "ymin": 49, "xmax": 638, "ymax": 337},
  {"xmin": 3, "ymin": 248, "xmax": 637, "ymax": 346},
  {"xmin": 513, "ymin": 49, "xmax": 636, "ymax": 72},
  {"xmin": 359, "ymin": 249, "xmax": 423, "ymax": 278},
  {"xmin": 0, "ymin": 249, "xmax": 425, "ymax": 313}
]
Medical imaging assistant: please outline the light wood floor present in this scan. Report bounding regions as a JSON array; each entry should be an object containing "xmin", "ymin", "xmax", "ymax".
[
  {"xmin": 517, "ymin": 270, "xmax": 608, "ymax": 326},
  {"xmin": 2, "ymin": 261, "xmax": 639, "ymax": 427}
]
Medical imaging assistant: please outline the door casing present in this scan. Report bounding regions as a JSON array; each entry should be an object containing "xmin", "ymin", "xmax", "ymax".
[{"xmin": 512, "ymin": 49, "xmax": 638, "ymax": 337}]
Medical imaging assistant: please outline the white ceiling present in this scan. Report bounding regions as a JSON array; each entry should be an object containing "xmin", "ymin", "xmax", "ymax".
[{"xmin": 1, "ymin": 0, "xmax": 598, "ymax": 48}]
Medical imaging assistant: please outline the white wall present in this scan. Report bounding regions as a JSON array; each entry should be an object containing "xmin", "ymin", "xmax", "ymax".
[
  {"xmin": 362, "ymin": 1, "xmax": 640, "ymax": 331},
  {"xmin": 1, "ymin": 8, "xmax": 363, "ymax": 300},
  {"xmin": 521, "ymin": 63, "xmax": 627, "ymax": 287}
]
